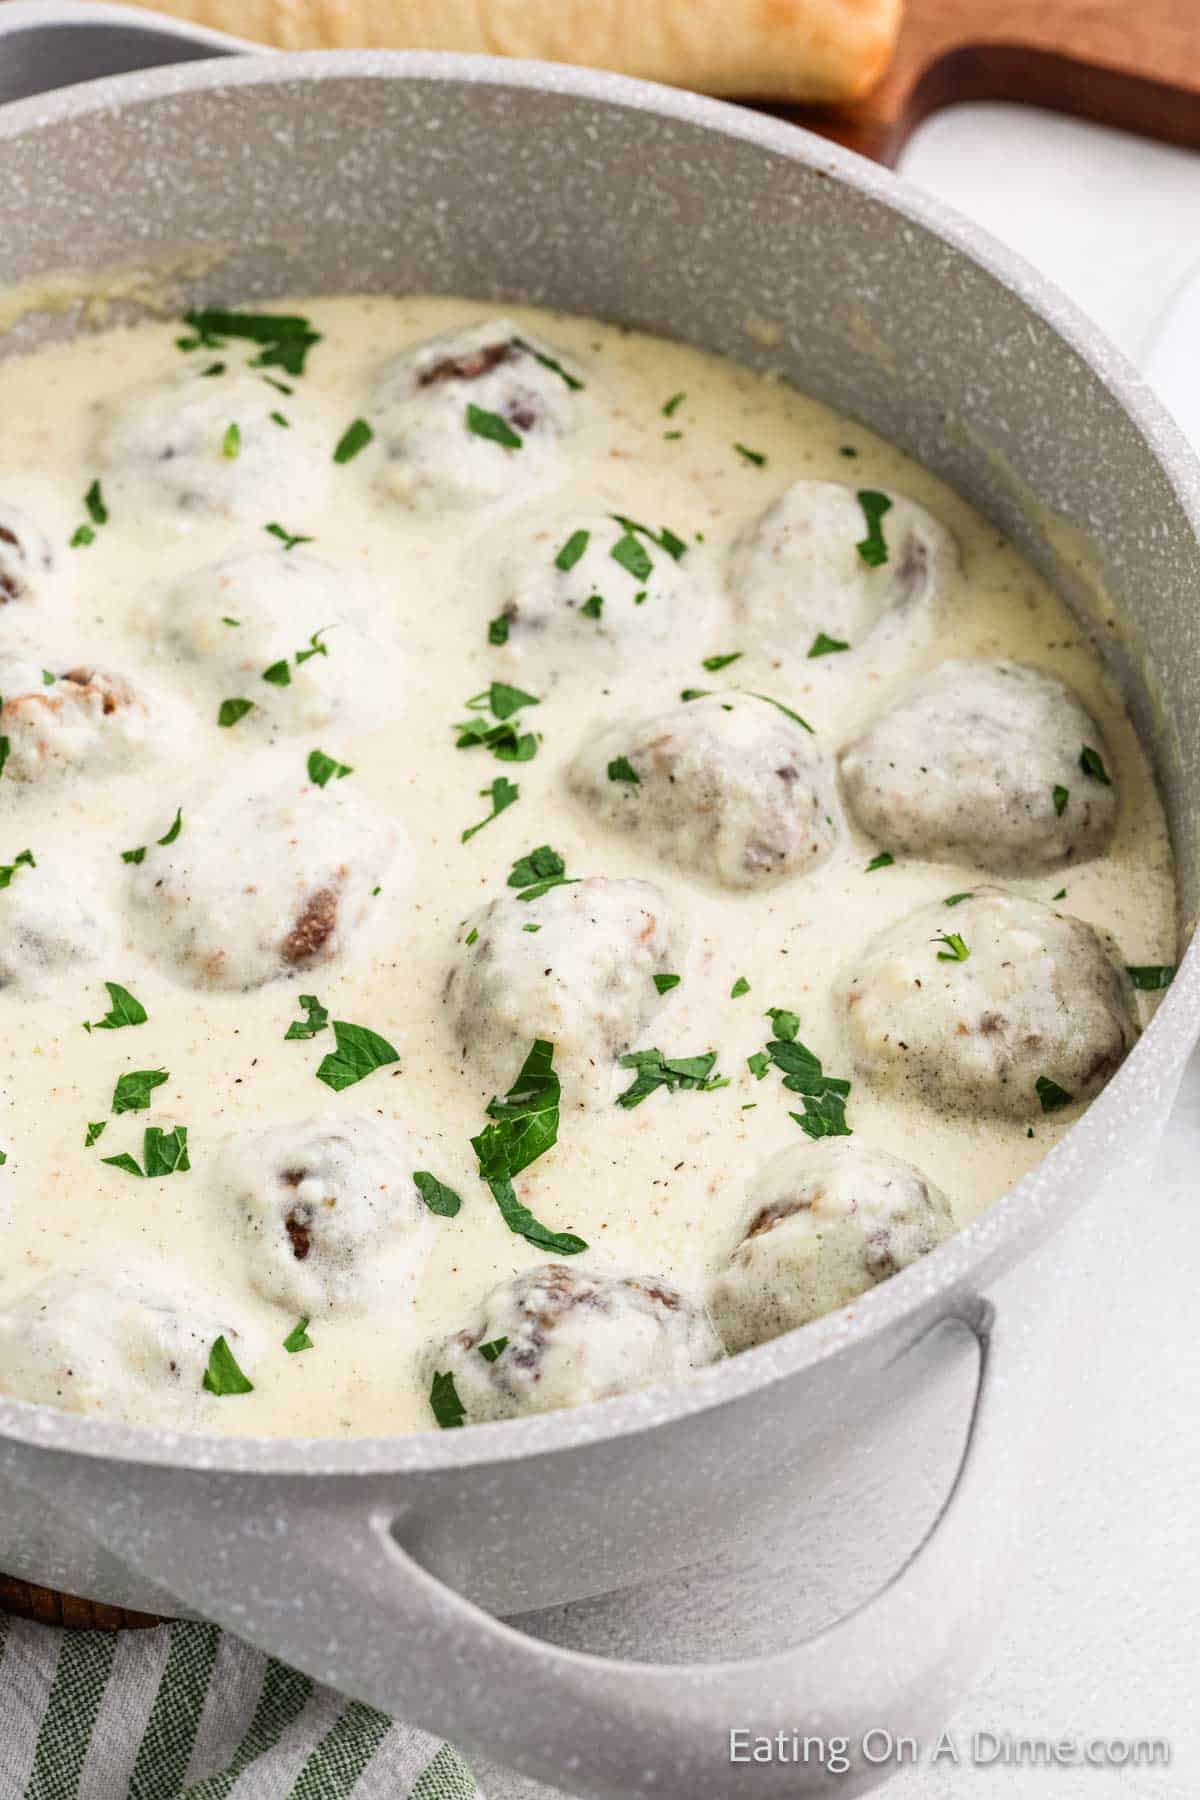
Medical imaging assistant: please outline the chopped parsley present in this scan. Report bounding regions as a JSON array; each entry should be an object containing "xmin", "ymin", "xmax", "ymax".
[
  {"xmin": 333, "ymin": 418, "xmax": 374, "ymax": 463},
  {"xmin": 748, "ymin": 691, "xmax": 815, "ymax": 734},
  {"xmin": 610, "ymin": 514, "xmax": 687, "ymax": 562},
  {"xmin": 654, "ymin": 973, "xmax": 681, "ymax": 995},
  {"xmin": 112, "ymin": 1068, "xmax": 169, "ymax": 1114},
  {"xmin": 102, "ymin": 1124, "xmax": 190, "ymax": 1179},
  {"xmin": 158, "ymin": 807, "xmax": 183, "ymax": 847},
  {"xmin": 1053, "ymin": 785, "xmax": 1069, "ymax": 816},
  {"xmin": 1035, "ymin": 1075, "xmax": 1073, "ymax": 1113},
  {"xmin": 69, "ymin": 525, "xmax": 95, "ymax": 549},
  {"xmin": 69, "ymin": 479, "xmax": 108, "ymax": 548},
  {"xmin": 218, "ymin": 697, "xmax": 255, "ymax": 728},
  {"xmin": 471, "ymin": 1040, "xmax": 586, "ymax": 1254},
  {"xmin": 580, "ymin": 595, "xmax": 604, "ymax": 620},
  {"xmin": 180, "ymin": 308, "xmax": 322, "ymax": 377},
  {"xmin": 607, "ymin": 755, "xmax": 640, "ymax": 785},
  {"xmin": 702, "ymin": 652, "xmax": 743, "ymax": 673},
  {"xmin": 316, "ymin": 1020, "xmax": 400, "ymax": 1092},
  {"xmin": 307, "ymin": 747, "xmax": 353, "ymax": 787},
  {"xmin": 839, "ymin": 445, "xmax": 858, "ymax": 458},
  {"xmin": 263, "ymin": 661, "xmax": 290, "ymax": 687},
  {"xmin": 555, "ymin": 529, "xmax": 590, "ymax": 571},
  {"xmin": 221, "ymin": 422, "xmax": 241, "ymax": 460},
  {"xmin": 934, "ymin": 932, "xmax": 970, "ymax": 962},
  {"xmin": 0, "ymin": 739, "xmax": 8, "ymax": 780},
  {"xmin": 285, "ymin": 993, "xmax": 329, "ymax": 1040},
  {"xmin": 760, "ymin": 1009, "xmax": 853, "ymax": 1139},
  {"xmin": 413, "ymin": 1171, "xmax": 463, "ymax": 1217},
  {"xmin": 264, "ymin": 629, "xmax": 329, "ymax": 689},
  {"xmin": 478, "ymin": 1337, "xmax": 508, "ymax": 1363},
  {"xmin": 466, "ymin": 403, "xmax": 522, "ymax": 449},
  {"xmin": 616, "ymin": 1048, "xmax": 728, "ymax": 1109},
  {"xmin": 0, "ymin": 847, "xmax": 35, "ymax": 889},
  {"xmin": 731, "ymin": 976, "xmax": 750, "ymax": 998},
  {"xmin": 865, "ymin": 851, "xmax": 895, "ymax": 872},
  {"xmin": 487, "ymin": 613, "xmax": 510, "ymax": 646},
  {"xmin": 1126, "ymin": 964, "xmax": 1176, "ymax": 990},
  {"xmin": 855, "ymin": 490, "xmax": 892, "ymax": 567},
  {"xmin": 84, "ymin": 982, "xmax": 147, "ymax": 1033},
  {"xmin": 808, "ymin": 632, "xmax": 850, "ymax": 658},
  {"xmin": 943, "ymin": 892, "xmax": 972, "ymax": 907},
  {"xmin": 430, "ymin": 1369, "xmax": 466, "ymax": 1428},
  {"xmin": 747, "ymin": 1050, "xmax": 770, "ymax": 1080},
  {"xmin": 734, "ymin": 443, "xmax": 766, "ymax": 467},
  {"xmin": 1052, "ymin": 888, "xmax": 1067, "ymax": 901},
  {"xmin": 1080, "ymin": 745, "xmax": 1111, "ymax": 785},
  {"xmin": 202, "ymin": 1335, "xmax": 254, "ymax": 1396},
  {"xmin": 611, "ymin": 530, "xmax": 653, "ymax": 582},
  {"xmin": 84, "ymin": 1121, "xmax": 107, "ymax": 1148},
  {"xmin": 662, "ymin": 392, "xmax": 686, "ymax": 417},
  {"xmin": 269, "ymin": 411, "xmax": 290, "ymax": 429},
  {"xmin": 283, "ymin": 1317, "xmax": 313, "ymax": 1353},
  {"xmin": 455, "ymin": 682, "xmax": 540, "ymax": 764},
  {"xmin": 462, "ymin": 776, "xmax": 519, "ymax": 843},
  {"xmin": 508, "ymin": 844, "xmax": 573, "ymax": 901},
  {"xmin": 516, "ymin": 339, "xmax": 583, "ymax": 391},
  {"xmin": 265, "ymin": 522, "xmax": 313, "ymax": 552}
]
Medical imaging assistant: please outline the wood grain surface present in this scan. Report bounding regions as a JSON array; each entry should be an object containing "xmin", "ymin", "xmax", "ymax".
[
  {"xmin": 0, "ymin": 1572, "xmax": 162, "ymax": 1631},
  {"xmin": 781, "ymin": 0, "xmax": 1200, "ymax": 164}
]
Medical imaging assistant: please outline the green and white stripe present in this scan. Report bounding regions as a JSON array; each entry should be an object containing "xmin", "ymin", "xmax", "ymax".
[{"xmin": 0, "ymin": 1616, "xmax": 482, "ymax": 1799}]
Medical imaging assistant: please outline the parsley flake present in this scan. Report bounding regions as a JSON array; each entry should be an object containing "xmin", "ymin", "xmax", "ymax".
[
  {"xmin": 333, "ymin": 418, "xmax": 374, "ymax": 463},
  {"xmin": 307, "ymin": 748, "xmax": 353, "ymax": 787},
  {"xmin": 283, "ymin": 1317, "xmax": 313, "ymax": 1353},
  {"xmin": 809, "ymin": 632, "xmax": 850, "ymax": 658},
  {"xmin": 662, "ymin": 392, "xmax": 686, "ymax": 417},
  {"xmin": 654, "ymin": 973, "xmax": 682, "ymax": 995},
  {"xmin": 1126, "ymin": 964, "xmax": 1176, "ymax": 991},
  {"xmin": 855, "ymin": 490, "xmax": 892, "ymax": 567},
  {"xmin": 607, "ymin": 755, "xmax": 640, "ymax": 785},
  {"xmin": 316, "ymin": 1020, "xmax": 400, "ymax": 1092},
  {"xmin": 112, "ymin": 1068, "xmax": 169, "ymax": 1114},
  {"xmin": 478, "ymin": 1337, "xmax": 508, "ymax": 1363},
  {"xmin": 866, "ymin": 851, "xmax": 895, "ymax": 872},
  {"xmin": 934, "ymin": 932, "xmax": 970, "ymax": 962},
  {"xmin": 555, "ymin": 529, "xmax": 590, "ymax": 571},
  {"xmin": 1080, "ymin": 745, "xmax": 1111, "ymax": 785},
  {"xmin": 0, "ymin": 847, "xmax": 35, "ymax": 889},
  {"xmin": 466, "ymin": 404, "xmax": 522, "ymax": 450},
  {"xmin": 734, "ymin": 443, "xmax": 766, "ymax": 467},
  {"xmin": 265, "ymin": 522, "xmax": 313, "ymax": 552},
  {"xmin": 580, "ymin": 595, "xmax": 604, "ymax": 620},
  {"xmin": 471, "ymin": 1041, "xmax": 586, "ymax": 1254},
  {"xmin": 616, "ymin": 1048, "xmax": 728, "ymax": 1109},
  {"xmin": 611, "ymin": 531, "xmax": 654, "ymax": 582},
  {"xmin": 221, "ymin": 422, "xmax": 241, "ymax": 460},
  {"xmin": 430, "ymin": 1369, "xmax": 466, "ymax": 1428},
  {"xmin": 218, "ymin": 698, "xmax": 255, "ymax": 728},
  {"xmin": 202, "ymin": 1335, "xmax": 254, "ymax": 1396},
  {"xmin": 285, "ymin": 993, "xmax": 329, "ymax": 1041},
  {"xmin": 84, "ymin": 982, "xmax": 147, "ymax": 1033},
  {"xmin": 1036, "ymin": 1075, "xmax": 1074, "ymax": 1113},
  {"xmin": 507, "ymin": 844, "xmax": 573, "ymax": 901},
  {"xmin": 462, "ymin": 776, "xmax": 519, "ymax": 843},
  {"xmin": 487, "ymin": 613, "xmax": 510, "ymax": 646},
  {"xmin": 702, "ymin": 652, "xmax": 743, "ymax": 673},
  {"xmin": 731, "ymin": 976, "xmax": 750, "ymax": 998},
  {"xmin": 181, "ymin": 308, "xmax": 321, "ymax": 377},
  {"xmin": 84, "ymin": 1121, "xmax": 107, "ymax": 1148},
  {"xmin": 102, "ymin": 1124, "xmax": 190, "ymax": 1180},
  {"xmin": 1053, "ymin": 785, "xmax": 1069, "ymax": 816},
  {"xmin": 413, "ymin": 1171, "xmax": 463, "ymax": 1217}
]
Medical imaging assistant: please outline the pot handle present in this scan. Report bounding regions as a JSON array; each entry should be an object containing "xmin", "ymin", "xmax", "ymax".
[
  {"xmin": 299, "ymin": 1305, "xmax": 1015, "ymax": 1798},
  {"xmin": 0, "ymin": 1, "xmax": 251, "ymax": 106}
]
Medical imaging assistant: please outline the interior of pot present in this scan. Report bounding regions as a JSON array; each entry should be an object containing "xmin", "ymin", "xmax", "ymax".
[{"xmin": 1, "ymin": 59, "xmax": 1197, "ymax": 934}]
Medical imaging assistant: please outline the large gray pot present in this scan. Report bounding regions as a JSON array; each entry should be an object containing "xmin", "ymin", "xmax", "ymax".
[{"xmin": 0, "ymin": 7, "xmax": 1198, "ymax": 1794}]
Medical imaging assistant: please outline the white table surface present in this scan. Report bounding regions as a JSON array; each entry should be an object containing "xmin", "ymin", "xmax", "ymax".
[{"xmin": 480, "ymin": 102, "xmax": 1200, "ymax": 1800}]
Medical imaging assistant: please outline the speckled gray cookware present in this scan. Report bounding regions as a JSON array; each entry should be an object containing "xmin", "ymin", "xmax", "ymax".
[{"xmin": 1, "ymin": 6, "xmax": 1199, "ymax": 1795}]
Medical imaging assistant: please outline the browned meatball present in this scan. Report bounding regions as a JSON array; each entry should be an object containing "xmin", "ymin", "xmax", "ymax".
[
  {"xmin": 424, "ymin": 1263, "xmax": 721, "ymax": 1421},
  {"xmin": 0, "ymin": 504, "xmax": 53, "ymax": 607},
  {"xmin": 0, "ymin": 654, "xmax": 153, "ymax": 781}
]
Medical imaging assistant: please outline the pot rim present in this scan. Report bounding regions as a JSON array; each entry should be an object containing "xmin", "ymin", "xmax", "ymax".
[{"xmin": 1, "ymin": 47, "xmax": 1198, "ymax": 1478}]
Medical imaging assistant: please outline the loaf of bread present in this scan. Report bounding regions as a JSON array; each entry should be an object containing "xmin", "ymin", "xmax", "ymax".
[{"xmin": 107, "ymin": 0, "xmax": 902, "ymax": 104}]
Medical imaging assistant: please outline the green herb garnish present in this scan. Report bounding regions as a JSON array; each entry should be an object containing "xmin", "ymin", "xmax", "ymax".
[
  {"xmin": 1035, "ymin": 1075, "xmax": 1073, "ymax": 1113},
  {"xmin": 734, "ymin": 443, "xmax": 766, "ymax": 467},
  {"xmin": 283, "ymin": 1318, "xmax": 313, "ymax": 1353},
  {"xmin": 221, "ymin": 422, "xmax": 241, "ymax": 460},
  {"xmin": 934, "ymin": 932, "xmax": 970, "ymax": 962},
  {"xmin": 478, "ymin": 1337, "xmax": 508, "ymax": 1363},
  {"xmin": 462, "ymin": 776, "xmax": 520, "ymax": 843},
  {"xmin": 662, "ymin": 392, "xmax": 686, "ymax": 417},
  {"xmin": 580, "ymin": 595, "xmax": 604, "ymax": 620},
  {"xmin": 1080, "ymin": 745, "xmax": 1111, "ymax": 785},
  {"xmin": 616, "ymin": 1048, "xmax": 728, "ymax": 1110},
  {"xmin": 466, "ymin": 404, "xmax": 522, "ymax": 450},
  {"xmin": 218, "ymin": 697, "xmax": 255, "ymax": 728},
  {"xmin": 654, "ymin": 973, "xmax": 681, "ymax": 995},
  {"xmin": 333, "ymin": 418, "xmax": 374, "ymax": 463},
  {"xmin": 112, "ymin": 1068, "xmax": 169, "ymax": 1114},
  {"xmin": 702, "ymin": 652, "xmax": 743, "ymax": 673},
  {"xmin": 471, "ymin": 1040, "xmax": 586, "ymax": 1254},
  {"xmin": 84, "ymin": 982, "xmax": 147, "ymax": 1033},
  {"xmin": 202, "ymin": 1335, "xmax": 254, "ymax": 1396},
  {"xmin": 316, "ymin": 1020, "xmax": 400, "ymax": 1092},
  {"xmin": 507, "ymin": 844, "xmax": 573, "ymax": 901},
  {"xmin": 855, "ymin": 490, "xmax": 892, "ymax": 567},
  {"xmin": 0, "ymin": 848, "xmax": 35, "ymax": 889},
  {"xmin": 413, "ymin": 1171, "xmax": 463, "ymax": 1217},
  {"xmin": 1125, "ymin": 964, "xmax": 1176, "ymax": 990},
  {"xmin": 84, "ymin": 1121, "xmax": 107, "ymax": 1148},
  {"xmin": 731, "ymin": 976, "xmax": 750, "ymax": 998},
  {"xmin": 265, "ymin": 522, "xmax": 314, "ymax": 552},
  {"xmin": 808, "ymin": 632, "xmax": 850, "ymax": 658},
  {"xmin": 181, "ymin": 308, "xmax": 321, "ymax": 377},
  {"xmin": 487, "ymin": 613, "xmax": 510, "ymax": 646},
  {"xmin": 607, "ymin": 755, "xmax": 640, "ymax": 785},
  {"xmin": 307, "ymin": 747, "xmax": 352, "ymax": 787},
  {"xmin": 1053, "ymin": 785, "xmax": 1069, "ymax": 816},
  {"xmin": 865, "ymin": 851, "xmax": 895, "ymax": 872},
  {"xmin": 555, "ymin": 529, "xmax": 590, "ymax": 572},
  {"xmin": 430, "ymin": 1370, "xmax": 466, "ymax": 1428},
  {"xmin": 285, "ymin": 993, "xmax": 329, "ymax": 1041}
]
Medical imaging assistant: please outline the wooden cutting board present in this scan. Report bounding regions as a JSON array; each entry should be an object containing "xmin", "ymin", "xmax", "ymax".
[{"xmin": 779, "ymin": 0, "xmax": 1200, "ymax": 164}]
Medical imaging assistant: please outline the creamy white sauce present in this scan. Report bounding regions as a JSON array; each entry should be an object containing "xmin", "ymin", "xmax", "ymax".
[{"xmin": 0, "ymin": 295, "xmax": 1176, "ymax": 1437}]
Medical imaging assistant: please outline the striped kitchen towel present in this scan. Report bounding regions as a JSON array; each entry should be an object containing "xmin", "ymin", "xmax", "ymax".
[{"xmin": 0, "ymin": 1613, "xmax": 484, "ymax": 1799}]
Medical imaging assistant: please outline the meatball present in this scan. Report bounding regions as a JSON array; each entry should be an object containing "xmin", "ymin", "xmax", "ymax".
[
  {"xmin": 372, "ymin": 318, "xmax": 580, "ymax": 510},
  {"xmin": 567, "ymin": 692, "xmax": 837, "ymax": 889},
  {"xmin": 132, "ymin": 766, "xmax": 397, "ymax": 990},
  {"xmin": 214, "ymin": 1115, "xmax": 431, "ymax": 1314},
  {"xmin": 838, "ymin": 887, "xmax": 1138, "ymax": 1118},
  {"xmin": 97, "ymin": 368, "xmax": 331, "ymax": 525},
  {"xmin": 0, "ymin": 855, "xmax": 112, "ymax": 994},
  {"xmin": 710, "ymin": 1141, "xmax": 955, "ymax": 1352},
  {"xmin": 839, "ymin": 660, "xmax": 1119, "ymax": 873},
  {"xmin": 0, "ymin": 651, "xmax": 153, "ymax": 781},
  {"xmin": 425, "ymin": 1263, "xmax": 721, "ymax": 1422},
  {"xmin": 446, "ymin": 876, "xmax": 683, "ymax": 1099},
  {"xmin": 0, "ymin": 1268, "xmax": 264, "ymax": 1427},
  {"xmin": 729, "ymin": 480, "xmax": 955, "ymax": 654},
  {"xmin": 156, "ymin": 549, "xmax": 389, "ymax": 734},
  {"xmin": 0, "ymin": 503, "xmax": 53, "ymax": 608},
  {"xmin": 489, "ymin": 507, "xmax": 707, "ymax": 661}
]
